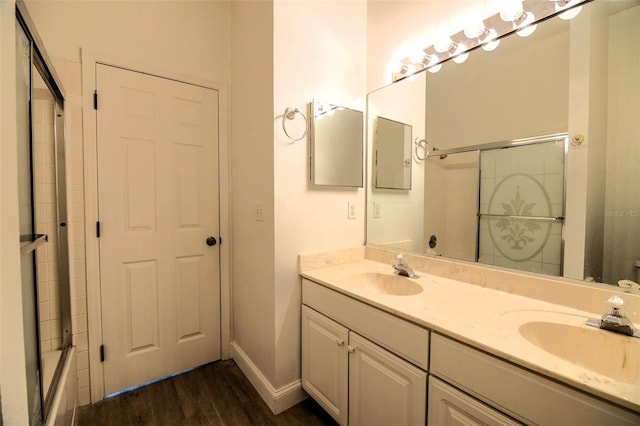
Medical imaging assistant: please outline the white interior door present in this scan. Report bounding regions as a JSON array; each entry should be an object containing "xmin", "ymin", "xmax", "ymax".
[{"xmin": 96, "ymin": 64, "xmax": 220, "ymax": 395}]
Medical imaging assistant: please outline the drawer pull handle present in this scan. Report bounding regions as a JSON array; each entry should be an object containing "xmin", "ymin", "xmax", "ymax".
[{"xmin": 347, "ymin": 345, "xmax": 357, "ymax": 353}]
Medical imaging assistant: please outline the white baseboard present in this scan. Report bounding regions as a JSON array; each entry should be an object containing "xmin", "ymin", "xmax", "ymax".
[{"xmin": 230, "ymin": 342, "xmax": 308, "ymax": 414}]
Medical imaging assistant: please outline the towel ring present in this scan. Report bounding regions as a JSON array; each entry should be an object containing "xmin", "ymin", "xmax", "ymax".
[
  {"xmin": 282, "ymin": 107, "xmax": 308, "ymax": 142},
  {"xmin": 415, "ymin": 138, "xmax": 428, "ymax": 161}
]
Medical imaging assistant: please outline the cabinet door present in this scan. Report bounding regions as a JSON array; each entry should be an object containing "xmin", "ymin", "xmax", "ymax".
[
  {"xmin": 301, "ymin": 306, "xmax": 349, "ymax": 425},
  {"xmin": 428, "ymin": 376, "xmax": 521, "ymax": 426},
  {"xmin": 348, "ymin": 332, "xmax": 427, "ymax": 426}
]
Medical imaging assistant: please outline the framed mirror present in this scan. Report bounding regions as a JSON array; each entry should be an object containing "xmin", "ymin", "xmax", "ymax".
[
  {"xmin": 366, "ymin": 0, "xmax": 640, "ymax": 291},
  {"xmin": 373, "ymin": 117, "xmax": 412, "ymax": 190},
  {"xmin": 309, "ymin": 99, "xmax": 363, "ymax": 187}
]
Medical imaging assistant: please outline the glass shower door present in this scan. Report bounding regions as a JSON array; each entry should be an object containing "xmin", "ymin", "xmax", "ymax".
[
  {"xmin": 16, "ymin": 8, "xmax": 72, "ymax": 423},
  {"xmin": 16, "ymin": 18, "xmax": 44, "ymax": 424}
]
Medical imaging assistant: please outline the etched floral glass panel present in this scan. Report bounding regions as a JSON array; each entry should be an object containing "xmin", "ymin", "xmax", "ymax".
[{"xmin": 478, "ymin": 140, "xmax": 565, "ymax": 275}]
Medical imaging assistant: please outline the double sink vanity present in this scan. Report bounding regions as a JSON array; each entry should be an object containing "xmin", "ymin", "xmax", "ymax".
[{"xmin": 299, "ymin": 247, "xmax": 640, "ymax": 425}]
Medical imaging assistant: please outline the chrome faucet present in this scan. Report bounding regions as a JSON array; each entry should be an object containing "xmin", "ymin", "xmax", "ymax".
[
  {"xmin": 586, "ymin": 295, "xmax": 638, "ymax": 337},
  {"xmin": 392, "ymin": 254, "xmax": 418, "ymax": 278}
]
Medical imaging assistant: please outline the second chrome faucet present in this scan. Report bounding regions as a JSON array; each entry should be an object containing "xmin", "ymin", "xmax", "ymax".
[{"xmin": 392, "ymin": 254, "xmax": 419, "ymax": 278}]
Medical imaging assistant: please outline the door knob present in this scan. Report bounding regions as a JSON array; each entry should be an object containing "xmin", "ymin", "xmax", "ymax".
[{"xmin": 206, "ymin": 237, "xmax": 217, "ymax": 246}]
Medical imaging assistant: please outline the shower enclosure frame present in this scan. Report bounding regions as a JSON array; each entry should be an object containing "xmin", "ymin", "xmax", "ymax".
[{"xmin": 16, "ymin": 0, "xmax": 72, "ymax": 422}]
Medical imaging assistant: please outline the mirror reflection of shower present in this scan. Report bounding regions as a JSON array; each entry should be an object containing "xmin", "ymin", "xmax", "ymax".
[{"xmin": 424, "ymin": 134, "xmax": 567, "ymax": 277}]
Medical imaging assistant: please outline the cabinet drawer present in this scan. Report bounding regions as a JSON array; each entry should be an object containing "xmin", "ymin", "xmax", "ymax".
[
  {"xmin": 428, "ymin": 376, "xmax": 521, "ymax": 426},
  {"xmin": 302, "ymin": 278, "xmax": 429, "ymax": 370},
  {"xmin": 430, "ymin": 333, "xmax": 640, "ymax": 426}
]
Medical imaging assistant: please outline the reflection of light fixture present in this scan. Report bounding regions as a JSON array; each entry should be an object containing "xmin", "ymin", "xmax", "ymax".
[
  {"xmin": 517, "ymin": 23, "xmax": 537, "ymax": 37},
  {"xmin": 427, "ymin": 64, "xmax": 442, "ymax": 73},
  {"xmin": 482, "ymin": 39, "xmax": 501, "ymax": 51},
  {"xmin": 453, "ymin": 52, "xmax": 469, "ymax": 64},
  {"xmin": 552, "ymin": 0, "xmax": 583, "ymax": 19},
  {"xmin": 559, "ymin": 5, "xmax": 582, "ymax": 20},
  {"xmin": 314, "ymin": 101, "xmax": 340, "ymax": 118}
]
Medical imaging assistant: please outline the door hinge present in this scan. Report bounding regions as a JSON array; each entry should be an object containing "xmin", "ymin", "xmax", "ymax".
[
  {"xmin": 93, "ymin": 90, "xmax": 98, "ymax": 110},
  {"xmin": 100, "ymin": 345, "xmax": 105, "ymax": 362},
  {"xmin": 96, "ymin": 221, "xmax": 101, "ymax": 238}
]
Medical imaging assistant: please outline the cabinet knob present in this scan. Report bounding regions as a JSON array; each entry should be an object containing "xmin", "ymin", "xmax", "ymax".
[
  {"xmin": 336, "ymin": 339, "xmax": 345, "ymax": 347},
  {"xmin": 347, "ymin": 345, "xmax": 357, "ymax": 353}
]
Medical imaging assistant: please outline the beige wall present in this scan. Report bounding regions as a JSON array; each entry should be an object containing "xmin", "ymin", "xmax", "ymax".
[
  {"xmin": 23, "ymin": 0, "xmax": 230, "ymax": 86},
  {"xmin": 230, "ymin": 0, "xmax": 277, "ymax": 388},
  {"xmin": 603, "ymin": 5, "xmax": 640, "ymax": 284},
  {"xmin": 272, "ymin": 0, "xmax": 367, "ymax": 389}
]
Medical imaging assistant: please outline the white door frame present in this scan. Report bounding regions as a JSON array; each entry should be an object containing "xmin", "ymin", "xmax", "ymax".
[{"xmin": 81, "ymin": 49, "xmax": 232, "ymax": 403}]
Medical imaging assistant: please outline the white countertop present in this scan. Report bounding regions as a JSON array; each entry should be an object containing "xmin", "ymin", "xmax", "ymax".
[{"xmin": 300, "ymin": 258, "xmax": 640, "ymax": 413}]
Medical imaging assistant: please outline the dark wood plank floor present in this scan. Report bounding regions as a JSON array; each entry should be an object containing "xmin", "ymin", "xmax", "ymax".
[{"xmin": 77, "ymin": 360, "xmax": 338, "ymax": 426}]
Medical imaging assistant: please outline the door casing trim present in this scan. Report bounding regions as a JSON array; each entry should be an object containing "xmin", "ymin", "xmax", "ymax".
[{"xmin": 81, "ymin": 49, "xmax": 232, "ymax": 403}]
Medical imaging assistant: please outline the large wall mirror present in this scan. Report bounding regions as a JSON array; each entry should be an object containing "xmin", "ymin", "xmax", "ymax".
[{"xmin": 367, "ymin": 0, "xmax": 640, "ymax": 292}]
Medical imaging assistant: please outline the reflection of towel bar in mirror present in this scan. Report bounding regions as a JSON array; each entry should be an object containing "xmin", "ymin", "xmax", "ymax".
[
  {"xmin": 478, "ymin": 214, "xmax": 565, "ymax": 222},
  {"xmin": 20, "ymin": 233, "xmax": 48, "ymax": 255},
  {"xmin": 414, "ymin": 138, "xmax": 428, "ymax": 161}
]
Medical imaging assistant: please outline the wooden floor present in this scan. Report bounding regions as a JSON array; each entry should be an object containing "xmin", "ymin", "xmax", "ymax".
[{"xmin": 77, "ymin": 360, "xmax": 338, "ymax": 426}]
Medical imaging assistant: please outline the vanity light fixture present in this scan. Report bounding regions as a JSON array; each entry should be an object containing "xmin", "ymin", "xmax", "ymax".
[
  {"xmin": 390, "ymin": 0, "xmax": 590, "ymax": 82},
  {"xmin": 464, "ymin": 21, "xmax": 500, "ymax": 52}
]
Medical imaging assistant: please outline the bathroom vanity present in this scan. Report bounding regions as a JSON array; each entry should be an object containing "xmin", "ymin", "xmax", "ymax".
[{"xmin": 299, "ymin": 248, "xmax": 640, "ymax": 426}]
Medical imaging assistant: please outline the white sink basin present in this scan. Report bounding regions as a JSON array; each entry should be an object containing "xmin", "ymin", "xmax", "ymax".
[
  {"xmin": 519, "ymin": 321, "xmax": 640, "ymax": 384},
  {"xmin": 352, "ymin": 272, "xmax": 423, "ymax": 296}
]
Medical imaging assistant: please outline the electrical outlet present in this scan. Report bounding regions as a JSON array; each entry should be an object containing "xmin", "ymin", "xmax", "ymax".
[
  {"xmin": 348, "ymin": 202, "xmax": 357, "ymax": 220},
  {"xmin": 256, "ymin": 203, "xmax": 264, "ymax": 222},
  {"xmin": 373, "ymin": 202, "xmax": 381, "ymax": 219}
]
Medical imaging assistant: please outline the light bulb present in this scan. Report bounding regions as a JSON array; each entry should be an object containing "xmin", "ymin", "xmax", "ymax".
[
  {"xmin": 453, "ymin": 53, "xmax": 469, "ymax": 64},
  {"xmin": 500, "ymin": 0, "xmax": 524, "ymax": 22},
  {"xmin": 464, "ymin": 22, "xmax": 487, "ymax": 40},
  {"xmin": 434, "ymin": 37, "xmax": 456, "ymax": 54},
  {"xmin": 409, "ymin": 50, "xmax": 427, "ymax": 65}
]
